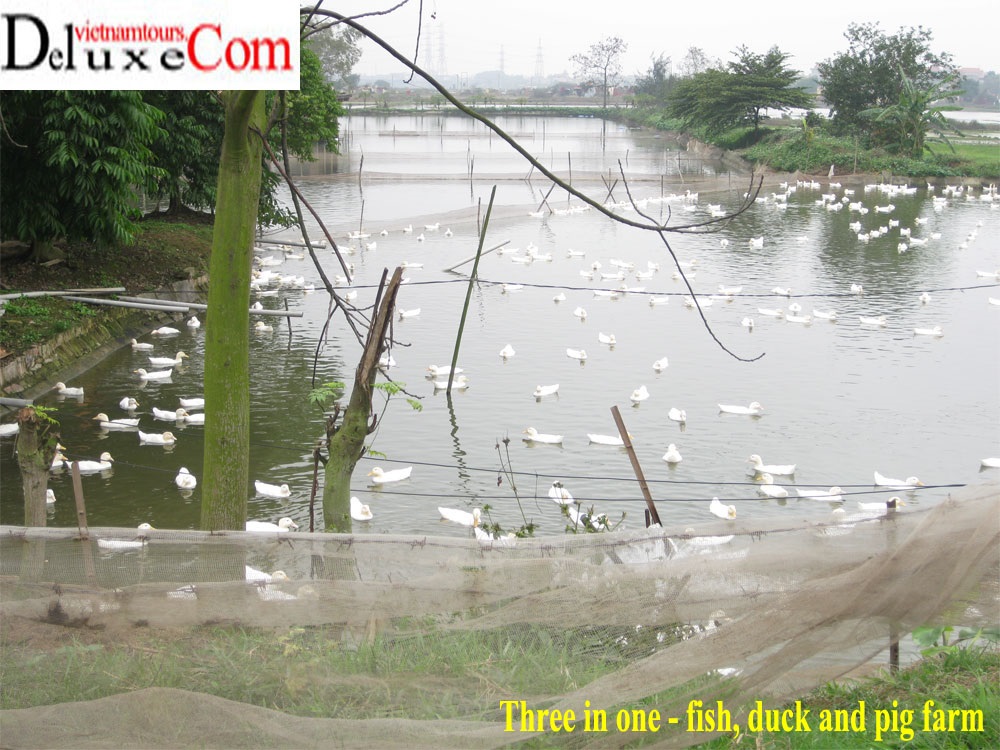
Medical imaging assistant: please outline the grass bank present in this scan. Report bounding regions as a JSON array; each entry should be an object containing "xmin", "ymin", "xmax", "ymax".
[
  {"xmin": 1, "ymin": 613, "xmax": 996, "ymax": 748},
  {"xmin": 0, "ymin": 213, "xmax": 213, "ymax": 359}
]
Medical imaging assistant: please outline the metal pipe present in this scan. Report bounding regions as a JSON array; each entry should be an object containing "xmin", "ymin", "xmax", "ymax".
[{"xmin": 62, "ymin": 296, "xmax": 191, "ymax": 313}]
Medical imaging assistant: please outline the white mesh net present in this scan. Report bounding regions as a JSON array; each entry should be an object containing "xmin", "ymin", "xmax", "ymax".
[{"xmin": 1, "ymin": 482, "xmax": 997, "ymax": 749}]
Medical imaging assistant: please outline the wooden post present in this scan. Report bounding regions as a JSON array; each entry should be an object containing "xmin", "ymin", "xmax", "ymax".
[
  {"xmin": 447, "ymin": 186, "xmax": 497, "ymax": 392},
  {"xmin": 610, "ymin": 406, "xmax": 661, "ymax": 527},
  {"xmin": 70, "ymin": 462, "xmax": 89, "ymax": 539}
]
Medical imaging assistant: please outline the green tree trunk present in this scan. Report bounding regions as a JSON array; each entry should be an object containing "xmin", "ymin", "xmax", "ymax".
[
  {"xmin": 15, "ymin": 407, "xmax": 59, "ymax": 526},
  {"xmin": 322, "ymin": 269, "xmax": 403, "ymax": 531},
  {"xmin": 200, "ymin": 91, "xmax": 265, "ymax": 530}
]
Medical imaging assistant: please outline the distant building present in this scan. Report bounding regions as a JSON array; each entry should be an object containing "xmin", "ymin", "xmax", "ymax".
[{"xmin": 959, "ymin": 68, "xmax": 987, "ymax": 82}]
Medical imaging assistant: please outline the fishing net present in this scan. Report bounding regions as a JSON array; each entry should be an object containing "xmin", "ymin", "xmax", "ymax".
[{"xmin": 1, "ymin": 482, "xmax": 997, "ymax": 749}]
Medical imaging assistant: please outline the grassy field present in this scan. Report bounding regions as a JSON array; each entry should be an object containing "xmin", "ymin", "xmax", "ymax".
[{"xmin": 2, "ymin": 612, "xmax": 996, "ymax": 748}]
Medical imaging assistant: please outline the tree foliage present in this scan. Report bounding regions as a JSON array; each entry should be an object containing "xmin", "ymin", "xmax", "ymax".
[
  {"xmin": 570, "ymin": 36, "xmax": 627, "ymax": 109},
  {"xmin": 817, "ymin": 23, "xmax": 958, "ymax": 133},
  {"xmin": 143, "ymin": 91, "xmax": 224, "ymax": 214},
  {"xmin": 305, "ymin": 24, "xmax": 362, "ymax": 91},
  {"xmin": 634, "ymin": 54, "xmax": 675, "ymax": 105},
  {"xmin": 862, "ymin": 69, "xmax": 964, "ymax": 158},
  {"xmin": 0, "ymin": 90, "xmax": 165, "ymax": 257},
  {"xmin": 667, "ymin": 46, "xmax": 812, "ymax": 134}
]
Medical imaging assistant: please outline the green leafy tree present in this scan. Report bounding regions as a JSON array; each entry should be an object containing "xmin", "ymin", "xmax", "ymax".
[
  {"xmin": 667, "ymin": 46, "xmax": 812, "ymax": 135},
  {"xmin": 0, "ymin": 90, "xmax": 164, "ymax": 261},
  {"xmin": 571, "ymin": 36, "xmax": 628, "ymax": 110},
  {"xmin": 143, "ymin": 91, "xmax": 224, "ymax": 215},
  {"xmin": 817, "ymin": 23, "xmax": 958, "ymax": 133},
  {"xmin": 862, "ymin": 69, "xmax": 964, "ymax": 158},
  {"xmin": 304, "ymin": 24, "xmax": 362, "ymax": 91},
  {"xmin": 679, "ymin": 47, "xmax": 713, "ymax": 78},
  {"xmin": 634, "ymin": 54, "xmax": 675, "ymax": 105}
]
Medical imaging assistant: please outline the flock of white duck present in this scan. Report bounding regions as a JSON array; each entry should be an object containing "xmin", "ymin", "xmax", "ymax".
[
  {"xmin": 8, "ymin": 178, "xmax": 998, "ymax": 544},
  {"xmin": 40, "ymin": 316, "xmax": 314, "ymax": 540}
]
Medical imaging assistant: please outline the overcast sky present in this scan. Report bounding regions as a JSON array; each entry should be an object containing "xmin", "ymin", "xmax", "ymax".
[{"xmin": 337, "ymin": 0, "xmax": 997, "ymax": 81}]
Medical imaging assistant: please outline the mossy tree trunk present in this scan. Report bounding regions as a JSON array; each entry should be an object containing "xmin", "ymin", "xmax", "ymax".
[
  {"xmin": 15, "ymin": 407, "xmax": 59, "ymax": 526},
  {"xmin": 200, "ymin": 91, "xmax": 266, "ymax": 530},
  {"xmin": 322, "ymin": 268, "xmax": 403, "ymax": 531}
]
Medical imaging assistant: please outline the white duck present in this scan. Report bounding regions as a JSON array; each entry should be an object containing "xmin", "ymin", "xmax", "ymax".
[
  {"xmin": 186, "ymin": 316, "xmax": 200, "ymax": 328},
  {"xmin": 523, "ymin": 427, "xmax": 563, "ymax": 444},
  {"xmin": 598, "ymin": 332, "xmax": 616, "ymax": 346},
  {"xmin": 398, "ymin": 308, "xmax": 421, "ymax": 319},
  {"xmin": 175, "ymin": 467, "xmax": 197, "ymax": 490},
  {"xmin": 367, "ymin": 466, "xmax": 413, "ymax": 483},
  {"xmin": 254, "ymin": 321, "xmax": 274, "ymax": 333},
  {"xmin": 913, "ymin": 326, "xmax": 943, "ymax": 337},
  {"xmin": 73, "ymin": 452, "xmax": 115, "ymax": 473},
  {"xmin": 757, "ymin": 473, "xmax": 788, "ymax": 499},
  {"xmin": 138, "ymin": 430, "xmax": 176, "ymax": 445},
  {"xmin": 118, "ymin": 396, "xmax": 140, "ymax": 410},
  {"xmin": 93, "ymin": 413, "xmax": 139, "ymax": 430},
  {"xmin": 97, "ymin": 523, "xmax": 155, "ymax": 550},
  {"xmin": 573, "ymin": 306, "xmax": 588, "ymax": 319},
  {"xmin": 134, "ymin": 368, "xmax": 173, "ymax": 381},
  {"xmin": 548, "ymin": 481, "xmax": 574, "ymax": 505},
  {"xmin": 46, "ymin": 488, "xmax": 56, "ymax": 505},
  {"xmin": 718, "ymin": 402, "xmax": 763, "ymax": 416},
  {"xmin": 857, "ymin": 497, "xmax": 905, "ymax": 512},
  {"xmin": 427, "ymin": 365, "xmax": 463, "ymax": 377},
  {"xmin": 179, "ymin": 397, "xmax": 205, "ymax": 409},
  {"xmin": 981, "ymin": 458, "xmax": 1000, "ymax": 469},
  {"xmin": 438, "ymin": 506, "xmax": 482, "ymax": 527},
  {"xmin": 747, "ymin": 454, "xmax": 795, "ymax": 476},
  {"xmin": 246, "ymin": 517, "xmax": 299, "ymax": 532},
  {"xmin": 859, "ymin": 315, "xmax": 887, "ymax": 327},
  {"xmin": 130, "ymin": 338, "xmax": 154, "ymax": 351},
  {"xmin": 587, "ymin": 433, "xmax": 626, "ymax": 446},
  {"xmin": 54, "ymin": 382, "xmax": 84, "ymax": 397},
  {"xmin": 566, "ymin": 348, "xmax": 588, "ymax": 361},
  {"xmin": 652, "ymin": 357, "xmax": 669, "ymax": 372},
  {"xmin": 533, "ymin": 384, "xmax": 559, "ymax": 398},
  {"xmin": 662, "ymin": 444, "xmax": 682, "ymax": 464},
  {"xmin": 873, "ymin": 471, "xmax": 924, "ymax": 490},
  {"xmin": 630, "ymin": 385, "xmax": 650, "ymax": 403},
  {"xmin": 709, "ymin": 497, "xmax": 736, "ymax": 520},
  {"xmin": 152, "ymin": 406, "xmax": 186, "ymax": 421},
  {"xmin": 499, "ymin": 344, "xmax": 516, "ymax": 359},
  {"xmin": 350, "ymin": 496, "xmax": 373, "ymax": 521},
  {"xmin": 667, "ymin": 408, "xmax": 687, "ymax": 423},
  {"xmin": 181, "ymin": 411, "xmax": 205, "ymax": 425},
  {"xmin": 151, "ymin": 326, "xmax": 180, "ymax": 335},
  {"xmin": 796, "ymin": 486, "xmax": 845, "ymax": 501},
  {"xmin": 431, "ymin": 375, "xmax": 470, "ymax": 390},
  {"xmin": 148, "ymin": 352, "xmax": 188, "ymax": 367},
  {"xmin": 255, "ymin": 480, "xmax": 290, "ymax": 498}
]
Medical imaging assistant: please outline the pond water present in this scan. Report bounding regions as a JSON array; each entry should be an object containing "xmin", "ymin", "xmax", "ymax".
[{"xmin": 2, "ymin": 115, "xmax": 998, "ymax": 538}]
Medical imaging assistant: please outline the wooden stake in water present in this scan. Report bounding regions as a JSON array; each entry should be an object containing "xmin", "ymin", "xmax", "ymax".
[
  {"xmin": 610, "ymin": 406, "xmax": 661, "ymax": 527},
  {"xmin": 70, "ymin": 462, "xmax": 89, "ymax": 540},
  {"xmin": 447, "ymin": 185, "xmax": 497, "ymax": 392}
]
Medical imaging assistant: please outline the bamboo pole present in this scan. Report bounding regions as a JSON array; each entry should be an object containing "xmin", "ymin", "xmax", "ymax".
[
  {"xmin": 610, "ymin": 405, "xmax": 661, "ymax": 527},
  {"xmin": 442, "ymin": 240, "xmax": 509, "ymax": 273},
  {"xmin": 62, "ymin": 296, "xmax": 192, "ymax": 313},
  {"xmin": 447, "ymin": 186, "xmax": 497, "ymax": 392},
  {"xmin": 0, "ymin": 287, "xmax": 125, "ymax": 301}
]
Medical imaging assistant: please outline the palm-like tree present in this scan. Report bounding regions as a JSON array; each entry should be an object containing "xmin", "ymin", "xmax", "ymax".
[{"xmin": 863, "ymin": 69, "xmax": 964, "ymax": 158}]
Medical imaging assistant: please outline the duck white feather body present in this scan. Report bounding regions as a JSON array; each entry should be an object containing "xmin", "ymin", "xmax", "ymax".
[
  {"xmin": 533, "ymin": 384, "xmax": 559, "ymax": 398},
  {"xmin": 438, "ymin": 506, "xmax": 481, "ymax": 527},
  {"xmin": 873, "ymin": 471, "xmax": 923, "ymax": 489},
  {"xmin": 350, "ymin": 497, "xmax": 373, "ymax": 521},
  {"xmin": 747, "ymin": 454, "xmax": 795, "ymax": 476},
  {"xmin": 709, "ymin": 497, "xmax": 736, "ymax": 519},
  {"xmin": 246, "ymin": 517, "xmax": 298, "ymax": 532},
  {"xmin": 175, "ymin": 467, "xmax": 197, "ymax": 489},
  {"xmin": 138, "ymin": 430, "xmax": 176, "ymax": 445},
  {"xmin": 523, "ymin": 427, "xmax": 563, "ymax": 444},
  {"xmin": 367, "ymin": 466, "xmax": 413, "ymax": 483},
  {"xmin": 255, "ymin": 480, "xmax": 290, "ymax": 498}
]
